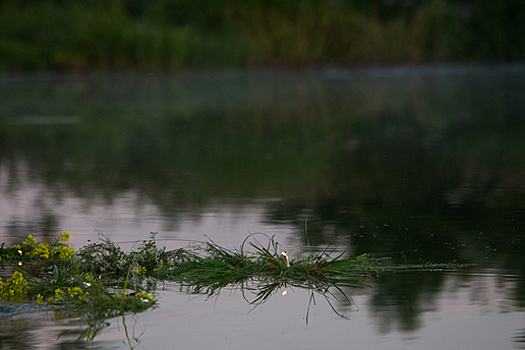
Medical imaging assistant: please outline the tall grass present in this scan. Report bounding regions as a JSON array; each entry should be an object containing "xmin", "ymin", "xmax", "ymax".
[{"xmin": 1, "ymin": 0, "xmax": 521, "ymax": 71}]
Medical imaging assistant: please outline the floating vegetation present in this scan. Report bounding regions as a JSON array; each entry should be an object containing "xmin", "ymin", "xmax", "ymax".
[
  {"xmin": 0, "ymin": 232, "xmax": 157, "ymax": 318},
  {"xmin": 1, "ymin": 231, "xmax": 459, "ymax": 332},
  {"xmin": 159, "ymin": 234, "xmax": 379, "ymax": 299}
]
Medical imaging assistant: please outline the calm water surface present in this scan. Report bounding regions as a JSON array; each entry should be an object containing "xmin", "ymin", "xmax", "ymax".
[{"xmin": 1, "ymin": 65, "xmax": 525, "ymax": 349}]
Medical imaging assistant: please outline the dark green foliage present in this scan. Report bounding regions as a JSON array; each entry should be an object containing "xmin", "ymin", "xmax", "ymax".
[{"xmin": 0, "ymin": 0, "xmax": 522, "ymax": 70}]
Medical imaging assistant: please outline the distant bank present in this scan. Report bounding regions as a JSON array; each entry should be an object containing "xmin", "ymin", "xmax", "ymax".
[{"xmin": 1, "ymin": 0, "xmax": 524, "ymax": 71}]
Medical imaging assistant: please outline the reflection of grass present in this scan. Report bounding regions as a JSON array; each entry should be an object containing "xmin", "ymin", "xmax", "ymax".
[{"xmin": 1, "ymin": 231, "xmax": 458, "ymax": 335}]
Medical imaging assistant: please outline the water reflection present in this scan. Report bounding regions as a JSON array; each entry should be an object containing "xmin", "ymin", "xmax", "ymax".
[
  {"xmin": 3, "ymin": 269, "xmax": 522, "ymax": 350},
  {"xmin": 516, "ymin": 327, "xmax": 525, "ymax": 349},
  {"xmin": 1, "ymin": 268, "xmax": 524, "ymax": 349},
  {"xmin": 0, "ymin": 309, "xmax": 111, "ymax": 349},
  {"xmin": 176, "ymin": 275, "xmax": 362, "ymax": 324},
  {"xmin": 1, "ymin": 67, "xmax": 525, "ymax": 349}
]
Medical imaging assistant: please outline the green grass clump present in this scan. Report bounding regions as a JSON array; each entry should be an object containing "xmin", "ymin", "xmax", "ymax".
[
  {"xmin": 153, "ymin": 234, "xmax": 379, "ymax": 320},
  {"xmin": 152, "ymin": 232, "xmax": 457, "ymax": 322},
  {"xmin": 161, "ymin": 234, "xmax": 381, "ymax": 296},
  {"xmin": 1, "ymin": 230, "xmax": 458, "ymax": 327}
]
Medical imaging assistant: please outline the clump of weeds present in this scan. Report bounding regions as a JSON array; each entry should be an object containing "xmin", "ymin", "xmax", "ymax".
[{"xmin": 1, "ymin": 230, "xmax": 459, "ymax": 330}]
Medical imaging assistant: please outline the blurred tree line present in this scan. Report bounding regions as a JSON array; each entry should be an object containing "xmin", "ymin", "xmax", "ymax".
[{"xmin": 0, "ymin": 0, "xmax": 523, "ymax": 70}]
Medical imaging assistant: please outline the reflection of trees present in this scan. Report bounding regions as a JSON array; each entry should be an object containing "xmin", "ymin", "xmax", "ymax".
[
  {"xmin": 2, "ymin": 72, "xmax": 525, "ymax": 259},
  {"xmin": 2, "ymin": 72, "xmax": 525, "ymax": 210},
  {"xmin": 1, "ymin": 71, "xmax": 525, "ymax": 333},
  {"xmin": 262, "ymin": 178, "xmax": 525, "ymax": 331},
  {"xmin": 366, "ymin": 272, "xmax": 444, "ymax": 333},
  {"xmin": 515, "ymin": 326, "xmax": 525, "ymax": 350},
  {"xmin": 0, "ymin": 316, "xmax": 115, "ymax": 350},
  {"xmin": 4, "ymin": 213, "xmax": 60, "ymax": 245}
]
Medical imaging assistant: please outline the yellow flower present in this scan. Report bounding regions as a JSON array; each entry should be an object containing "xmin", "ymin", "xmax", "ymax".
[
  {"xmin": 54, "ymin": 288, "xmax": 65, "ymax": 300},
  {"xmin": 24, "ymin": 235, "xmax": 37, "ymax": 245},
  {"xmin": 68, "ymin": 287, "xmax": 84, "ymax": 298},
  {"xmin": 34, "ymin": 244, "xmax": 50, "ymax": 259},
  {"xmin": 58, "ymin": 231, "xmax": 71, "ymax": 242},
  {"xmin": 20, "ymin": 235, "xmax": 51, "ymax": 258},
  {"xmin": 0, "ymin": 272, "xmax": 28, "ymax": 302},
  {"xmin": 53, "ymin": 245, "xmax": 75, "ymax": 260},
  {"xmin": 37, "ymin": 294, "xmax": 44, "ymax": 306}
]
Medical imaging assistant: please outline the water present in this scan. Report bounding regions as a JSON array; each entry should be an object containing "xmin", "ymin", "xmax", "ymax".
[{"xmin": 1, "ymin": 65, "xmax": 525, "ymax": 349}]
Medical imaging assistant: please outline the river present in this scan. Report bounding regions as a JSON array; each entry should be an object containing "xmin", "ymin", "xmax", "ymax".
[{"xmin": 1, "ymin": 65, "xmax": 524, "ymax": 349}]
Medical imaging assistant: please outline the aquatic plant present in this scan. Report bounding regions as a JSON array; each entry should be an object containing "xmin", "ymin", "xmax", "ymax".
[
  {"xmin": 1, "ymin": 230, "xmax": 458, "ymax": 328},
  {"xmin": 155, "ymin": 232, "xmax": 457, "ymax": 322},
  {"xmin": 160, "ymin": 233, "xmax": 378, "ymax": 295},
  {"xmin": 78, "ymin": 232, "xmax": 171, "ymax": 278},
  {"xmin": 0, "ymin": 231, "xmax": 157, "ymax": 316}
]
